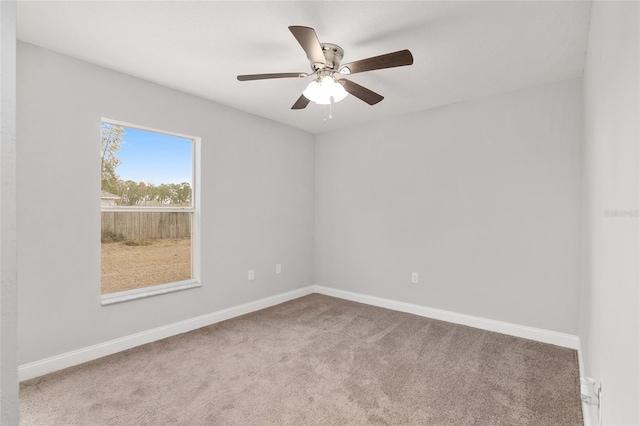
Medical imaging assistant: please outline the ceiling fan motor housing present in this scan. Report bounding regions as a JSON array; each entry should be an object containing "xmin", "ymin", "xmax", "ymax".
[{"xmin": 313, "ymin": 43, "xmax": 344, "ymax": 72}]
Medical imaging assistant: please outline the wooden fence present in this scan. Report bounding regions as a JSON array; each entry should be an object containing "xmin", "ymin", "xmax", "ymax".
[{"xmin": 101, "ymin": 211, "xmax": 191, "ymax": 240}]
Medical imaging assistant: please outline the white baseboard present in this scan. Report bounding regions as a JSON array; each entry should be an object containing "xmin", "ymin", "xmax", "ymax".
[
  {"xmin": 19, "ymin": 286, "xmax": 315, "ymax": 382},
  {"xmin": 20, "ymin": 284, "xmax": 581, "ymax": 383},
  {"xmin": 314, "ymin": 285, "xmax": 580, "ymax": 350}
]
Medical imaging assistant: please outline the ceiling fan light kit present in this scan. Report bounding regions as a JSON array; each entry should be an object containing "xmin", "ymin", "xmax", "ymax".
[
  {"xmin": 237, "ymin": 26, "xmax": 413, "ymax": 112},
  {"xmin": 303, "ymin": 75, "xmax": 348, "ymax": 105}
]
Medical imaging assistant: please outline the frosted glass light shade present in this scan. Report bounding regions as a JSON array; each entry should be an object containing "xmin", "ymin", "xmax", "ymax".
[
  {"xmin": 303, "ymin": 76, "xmax": 348, "ymax": 104},
  {"xmin": 303, "ymin": 80, "xmax": 325, "ymax": 104}
]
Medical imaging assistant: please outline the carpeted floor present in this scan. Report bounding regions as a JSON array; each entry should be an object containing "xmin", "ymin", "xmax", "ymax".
[{"xmin": 20, "ymin": 294, "xmax": 583, "ymax": 425}]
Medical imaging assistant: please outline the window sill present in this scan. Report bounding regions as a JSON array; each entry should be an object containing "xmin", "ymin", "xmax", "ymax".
[{"xmin": 101, "ymin": 281, "xmax": 201, "ymax": 306}]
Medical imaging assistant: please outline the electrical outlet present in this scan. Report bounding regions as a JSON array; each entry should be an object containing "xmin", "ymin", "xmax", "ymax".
[
  {"xmin": 411, "ymin": 272, "xmax": 419, "ymax": 284},
  {"xmin": 248, "ymin": 269, "xmax": 255, "ymax": 281},
  {"xmin": 276, "ymin": 264, "xmax": 282, "ymax": 274}
]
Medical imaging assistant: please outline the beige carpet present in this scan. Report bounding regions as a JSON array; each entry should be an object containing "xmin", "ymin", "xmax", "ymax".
[{"xmin": 20, "ymin": 294, "xmax": 583, "ymax": 425}]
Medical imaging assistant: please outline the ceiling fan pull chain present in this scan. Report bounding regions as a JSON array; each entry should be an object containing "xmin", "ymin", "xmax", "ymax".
[{"xmin": 329, "ymin": 100, "xmax": 333, "ymax": 120}]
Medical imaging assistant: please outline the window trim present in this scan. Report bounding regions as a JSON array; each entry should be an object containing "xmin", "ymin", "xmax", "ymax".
[{"xmin": 100, "ymin": 118, "xmax": 201, "ymax": 306}]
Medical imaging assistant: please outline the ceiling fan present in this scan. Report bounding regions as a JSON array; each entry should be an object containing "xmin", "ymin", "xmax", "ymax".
[{"xmin": 237, "ymin": 26, "xmax": 414, "ymax": 110}]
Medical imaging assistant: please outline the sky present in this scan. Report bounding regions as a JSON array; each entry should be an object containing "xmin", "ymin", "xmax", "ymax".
[{"xmin": 115, "ymin": 126, "xmax": 193, "ymax": 185}]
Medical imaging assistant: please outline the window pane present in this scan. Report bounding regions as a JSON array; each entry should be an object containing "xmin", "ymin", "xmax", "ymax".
[
  {"xmin": 100, "ymin": 121, "xmax": 196, "ymax": 297},
  {"xmin": 101, "ymin": 123, "xmax": 193, "ymax": 207},
  {"xmin": 101, "ymin": 212, "xmax": 192, "ymax": 294}
]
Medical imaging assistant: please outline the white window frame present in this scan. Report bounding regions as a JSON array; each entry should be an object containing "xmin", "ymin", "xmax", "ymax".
[{"xmin": 100, "ymin": 118, "xmax": 201, "ymax": 306}]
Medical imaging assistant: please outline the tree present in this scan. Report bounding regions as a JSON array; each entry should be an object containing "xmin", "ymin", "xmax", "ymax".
[
  {"xmin": 155, "ymin": 184, "xmax": 173, "ymax": 205},
  {"xmin": 170, "ymin": 182, "xmax": 192, "ymax": 205},
  {"xmin": 100, "ymin": 123, "xmax": 125, "ymax": 194},
  {"xmin": 119, "ymin": 180, "xmax": 150, "ymax": 206}
]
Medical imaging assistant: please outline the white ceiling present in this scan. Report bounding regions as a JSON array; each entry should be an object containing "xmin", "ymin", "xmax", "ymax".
[{"xmin": 17, "ymin": 1, "xmax": 592, "ymax": 134}]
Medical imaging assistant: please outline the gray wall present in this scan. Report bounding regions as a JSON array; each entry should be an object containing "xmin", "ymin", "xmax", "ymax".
[
  {"xmin": 580, "ymin": 2, "xmax": 639, "ymax": 424},
  {"xmin": 315, "ymin": 78, "xmax": 583, "ymax": 334},
  {"xmin": 18, "ymin": 42, "xmax": 585, "ymax": 365},
  {"xmin": 17, "ymin": 43, "xmax": 315, "ymax": 364},
  {"xmin": 1, "ymin": 2, "xmax": 18, "ymax": 424}
]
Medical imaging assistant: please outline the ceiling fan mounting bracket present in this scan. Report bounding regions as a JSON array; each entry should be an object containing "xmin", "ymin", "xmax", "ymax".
[{"xmin": 311, "ymin": 43, "xmax": 344, "ymax": 72}]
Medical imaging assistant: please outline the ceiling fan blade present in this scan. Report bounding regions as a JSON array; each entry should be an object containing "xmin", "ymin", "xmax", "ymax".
[
  {"xmin": 339, "ymin": 49, "xmax": 413, "ymax": 75},
  {"xmin": 339, "ymin": 79, "xmax": 384, "ymax": 105},
  {"xmin": 289, "ymin": 26, "xmax": 326, "ymax": 66},
  {"xmin": 237, "ymin": 72, "xmax": 307, "ymax": 81},
  {"xmin": 291, "ymin": 94, "xmax": 310, "ymax": 110}
]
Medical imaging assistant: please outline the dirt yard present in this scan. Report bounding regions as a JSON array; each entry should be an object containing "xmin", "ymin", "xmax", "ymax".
[{"xmin": 101, "ymin": 237, "xmax": 191, "ymax": 294}]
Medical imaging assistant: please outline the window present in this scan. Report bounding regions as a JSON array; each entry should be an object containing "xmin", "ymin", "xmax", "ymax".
[{"xmin": 100, "ymin": 119, "xmax": 200, "ymax": 305}]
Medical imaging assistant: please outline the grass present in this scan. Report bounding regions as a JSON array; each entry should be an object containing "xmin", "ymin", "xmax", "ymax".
[
  {"xmin": 122, "ymin": 239, "xmax": 152, "ymax": 246},
  {"xmin": 101, "ymin": 230, "xmax": 125, "ymax": 243},
  {"xmin": 102, "ymin": 230, "xmax": 152, "ymax": 246}
]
